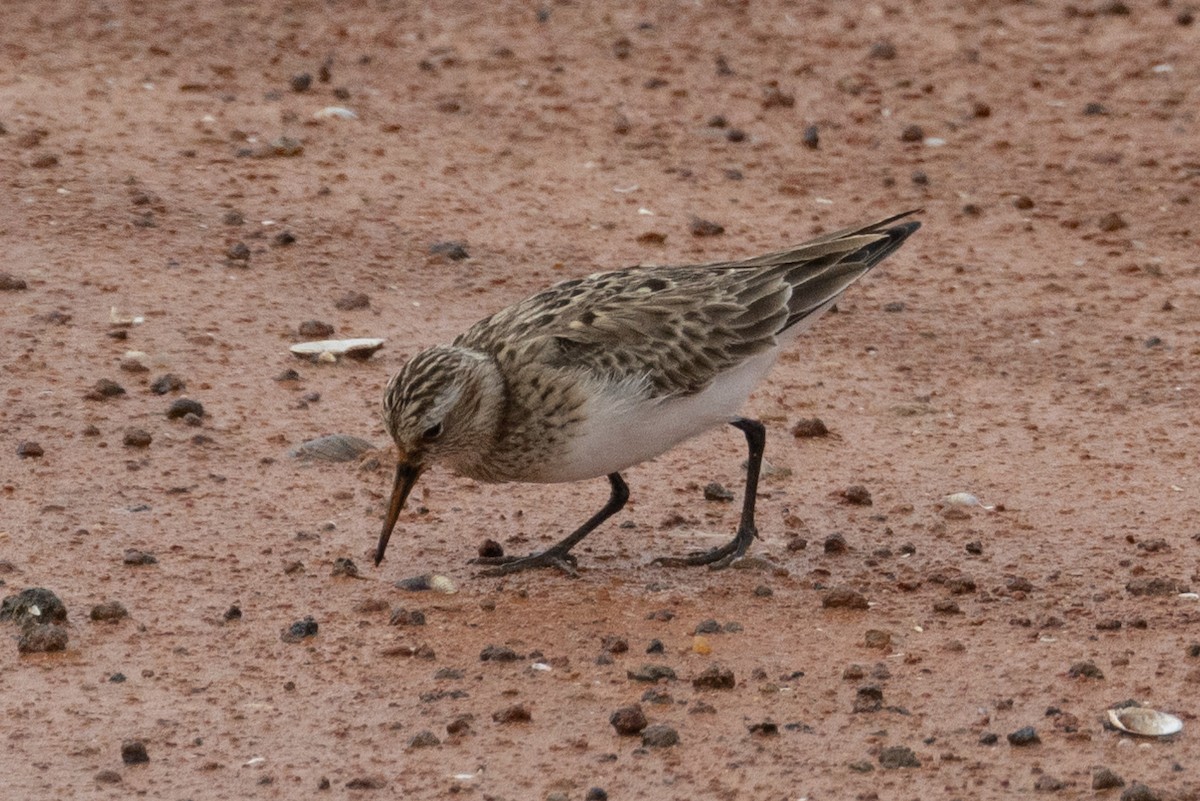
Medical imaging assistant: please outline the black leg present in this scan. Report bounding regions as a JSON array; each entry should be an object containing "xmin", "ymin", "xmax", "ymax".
[
  {"xmin": 656, "ymin": 417, "xmax": 765, "ymax": 569},
  {"xmin": 474, "ymin": 472, "xmax": 629, "ymax": 576}
]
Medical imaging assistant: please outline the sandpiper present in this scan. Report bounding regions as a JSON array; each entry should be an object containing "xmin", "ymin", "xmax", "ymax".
[{"xmin": 375, "ymin": 210, "xmax": 921, "ymax": 574}]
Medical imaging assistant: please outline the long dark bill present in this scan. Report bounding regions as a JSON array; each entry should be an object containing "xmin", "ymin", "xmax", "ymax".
[{"xmin": 374, "ymin": 461, "xmax": 423, "ymax": 566}]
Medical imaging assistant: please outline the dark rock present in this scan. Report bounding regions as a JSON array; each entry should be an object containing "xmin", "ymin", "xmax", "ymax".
[
  {"xmin": 627, "ymin": 664, "xmax": 676, "ymax": 683},
  {"xmin": 1098, "ymin": 212, "xmax": 1128, "ymax": 232},
  {"xmin": 840, "ymin": 485, "xmax": 872, "ymax": 506},
  {"xmin": 90, "ymin": 601, "xmax": 129, "ymax": 622},
  {"xmin": 703, "ymin": 482, "xmax": 734, "ymax": 502},
  {"xmin": 224, "ymin": 605, "xmax": 242, "ymax": 622},
  {"xmin": 869, "ymin": 40, "xmax": 897, "ymax": 60},
  {"xmin": 446, "ymin": 714, "xmax": 472, "ymax": 735},
  {"xmin": 802, "ymin": 125, "xmax": 819, "ymax": 149},
  {"xmin": 823, "ymin": 586, "xmax": 869, "ymax": 609},
  {"xmin": 761, "ymin": 82, "xmax": 794, "ymax": 109},
  {"xmin": 900, "ymin": 124, "xmax": 924, "ymax": 142},
  {"xmin": 878, "ymin": 745, "xmax": 920, "ymax": 769},
  {"xmin": 791, "ymin": 417, "xmax": 828, "ymax": 438},
  {"xmin": 1093, "ymin": 767, "xmax": 1125, "ymax": 790},
  {"xmin": 281, "ymin": 616, "xmax": 318, "ymax": 642},
  {"xmin": 0, "ymin": 272, "xmax": 29, "ymax": 291},
  {"xmin": 121, "ymin": 740, "xmax": 150, "ymax": 765},
  {"xmin": 94, "ymin": 769, "xmax": 122, "ymax": 784},
  {"xmin": 1014, "ymin": 195, "xmax": 1035, "ymax": 210},
  {"xmin": 693, "ymin": 619, "xmax": 721, "ymax": 634},
  {"xmin": 334, "ymin": 291, "xmax": 370, "ymax": 311},
  {"xmin": 87, "ymin": 379, "xmax": 126, "ymax": 400},
  {"xmin": 272, "ymin": 230, "xmax": 296, "ymax": 247},
  {"xmin": 222, "ymin": 210, "xmax": 244, "ymax": 226},
  {"xmin": 1126, "ymin": 577, "xmax": 1182, "ymax": 596},
  {"xmin": 646, "ymin": 639, "xmax": 664, "ymax": 654},
  {"xmin": 491, "ymin": 704, "xmax": 531, "ymax": 724},
  {"xmin": 123, "ymin": 429, "xmax": 152, "ymax": 448},
  {"xmin": 600, "ymin": 635, "xmax": 628, "ymax": 654},
  {"xmin": 641, "ymin": 723, "xmax": 679, "ymax": 748},
  {"xmin": 1067, "ymin": 660, "xmax": 1104, "ymax": 679},
  {"xmin": 344, "ymin": 777, "xmax": 386, "ymax": 790},
  {"xmin": 1120, "ymin": 783, "xmax": 1162, "ymax": 801},
  {"xmin": 226, "ymin": 242, "xmax": 251, "ymax": 262},
  {"xmin": 150, "ymin": 374, "xmax": 185, "ymax": 395},
  {"xmin": 979, "ymin": 732, "xmax": 999, "ymax": 745},
  {"xmin": 585, "ymin": 789, "xmax": 608, "ymax": 801},
  {"xmin": 692, "ymin": 665, "xmax": 735, "ymax": 690},
  {"xmin": 18, "ymin": 623, "xmax": 68, "ymax": 653},
  {"xmin": 389, "ymin": 608, "xmax": 425, "ymax": 626},
  {"xmin": 289, "ymin": 72, "xmax": 312, "ymax": 92},
  {"xmin": 2, "ymin": 588, "xmax": 68, "ymax": 625},
  {"xmin": 166, "ymin": 398, "xmax": 205, "ymax": 419},
  {"xmin": 609, "ymin": 704, "xmax": 648, "ymax": 735},
  {"xmin": 428, "ymin": 241, "xmax": 470, "ymax": 261},
  {"xmin": 480, "ymin": 644, "xmax": 521, "ymax": 662},
  {"xmin": 331, "ymin": 558, "xmax": 359, "ymax": 578},
  {"xmin": 1007, "ymin": 726, "xmax": 1040, "ymax": 746},
  {"xmin": 16, "ymin": 441, "xmax": 43, "ymax": 458},
  {"xmin": 1034, "ymin": 774, "xmax": 1066, "ymax": 792},
  {"xmin": 407, "ymin": 730, "xmax": 440, "ymax": 749},
  {"xmin": 1084, "ymin": 102, "xmax": 1109, "ymax": 116},
  {"xmin": 690, "ymin": 217, "xmax": 725, "ymax": 237},
  {"xmin": 298, "ymin": 320, "xmax": 335, "ymax": 338},
  {"xmin": 824, "ymin": 533, "xmax": 848, "ymax": 553},
  {"xmin": 933, "ymin": 600, "xmax": 961, "ymax": 615},
  {"xmin": 123, "ymin": 549, "xmax": 157, "ymax": 566},
  {"xmin": 853, "ymin": 685, "xmax": 884, "ymax": 713},
  {"xmin": 747, "ymin": 721, "xmax": 779, "ymax": 736}
]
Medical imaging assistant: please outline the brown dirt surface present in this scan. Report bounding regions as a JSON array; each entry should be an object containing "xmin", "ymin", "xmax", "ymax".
[{"xmin": 3, "ymin": 2, "xmax": 1199, "ymax": 799}]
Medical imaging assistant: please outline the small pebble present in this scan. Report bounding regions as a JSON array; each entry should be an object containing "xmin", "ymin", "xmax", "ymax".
[
  {"xmin": 150, "ymin": 374, "xmax": 185, "ymax": 395},
  {"xmin": 840, "ymin": 485, "xmax": 872, "ymax": 506},
  {"xmin": 121, "ymin": 740, "xmax": 150, "ymax": 765},
  {"xmin": 16, "ymin": 441, "xmax": 43, "ymax": 458},
  {"xmin": 17, "ymin": 623, "xmax": 69, "ymax": 653},
  {"xmin": 1120, "ymin": 783, "xmax": 1162, "ymax": 801},
  {"xmin": 166, "ymin": 398, "xmax": 204, "ymax": 420},
  {"xmin": 1, "ymin": 587, "xmax": 68, "ymax": 624},
  {"xmin": 1007, "ymin": 726, "xmax": 1040, "ymax": 746},
  {"xmin": 610, "ymin": 704, "xmax": 648, "ymax": 735},
  {"xmin": 823, "ymin": 587, "xmax": 869, "ymax": 609},
  {"xmin": 824, "ymin": 533, "xmax": 848, "ymax": 553},
  {"xmin": 900, "ymin": 124, "xmax": 924, "ymax": 142},
  {"xmin": 480, "ymin": 644, "xmax": 521, "ymax": 662},
  {"xmin": 868, "ymin": 40, "xmax": 897, "ymax": 60},
  {"xmin": 690, "ymin": 217, "xmax": 725, "ymax": 237},
  {"xmin": 1093, "ymin": 767, "xmax": 1125, "ymax": 790},
  {"xmin": 878, "ymin": 745, "xmax": 920, "ymax": 769},
  {"xmin": 281, "ymin": 616, "xmax": 318, "ymax": 643},
  {"xmin": 0, "ymin": 272, "xmax": 29, "ymax": 291},
  {"xmin": 703, "ymin": 482, "xmax": 734, "ymax": 502},
  {"xmin": 585, "ymin": 789, "xmax": 608, "ymax": 801},
  {"xmin": 86, "ymin": 379, "xmax": 126, "ymax": 400},
  {"xmin": 407, "ymin": 730, "xmax": 440, "ymax": 749},
  {"xmin": 646, "ymin": 639, "xmax": 664, "ymax": 654},
  {"xmin": 692, "ymin": 665, "xmax": 735, "ymax": 690},
  {"xmin": 853, "ymin": 685, "xmax": 883, "ymax": 713},
  {"xmin": 123, "ymin": 429, "xmax": 152, "ymax": 448},
  {"xmin": 289, "ymin": 72, "xmax": 312, "ymax": 92},
  {"xmin": 641, "ymin": 723, "xmax": 679, "ymax": 748},
  {"xmin": 477, "ymin": 539, "xmax": 504, "ymax": 558},
  {"xmin": 1034, "ymin": 775, "xmax": 1066, "ymax": 792},
  {"xmin": 123, "ymin": 549, "xmax": 157, "ymax": 566},
  {"xmin": 491, "ymin": 704, "xmax": 531, "ymax": 724},
  {"xmin": 389, "ymin": 608, "xmax": 425, "ymax": 626},
  {"xmin": 1013, "ymin": 195, "xmax": 1035, "ymax": 210},
  {"xmin": 226, "ymin": 242, "xmax": 251, "ymax": 262},
  {"xmin": 90, "ymin": 601, "xmax": 129, "ymax": 622},
  {"xmin": 626, "ymin": 664, "xmax": 676, "ymax": 683},
  {"xmin": 334, "ymin": 291, "xmax": 370, "ymax": 311},
  {"xmin": 1067, "ymin": 660, "xmax": 1104, "ymax": 679},
  {"xmin": 1098, "ymin": 212, "xmax": 1128, "ymax": 232},
  {"xmin": 224, "ymin": 605, "xmax": 242, "ymax": 622},
  {"xmin": 791, "ymin": 417, "xmax": 828, "ymax": 438},
  {"xmin": 802, "ymin": 125, "xmax": 819, "ymax": 149},
  {"xmin": 298, "ymin": 320, "xmax": 335, "ymax": 338},
  {"xmin": 428, "ymin": 241, "xmax": 470, "ymax": 261},
  {"xmin": 94, "ymin": 769, "xmax": 122, "ymax": 784}
]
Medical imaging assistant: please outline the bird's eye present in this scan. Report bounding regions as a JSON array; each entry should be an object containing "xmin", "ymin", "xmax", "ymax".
[{"xmin": 421, "ymin": 422, "xmax": 444, "ymax": 441}]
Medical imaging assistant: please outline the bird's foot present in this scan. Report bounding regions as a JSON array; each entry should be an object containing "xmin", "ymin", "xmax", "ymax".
[
  {"xmin": 472, "ymin": 550, "xmax": 580, "ymax": 577},
  {"xmin": 653, "ymin": 527, "xmax": 754, "ymax": 570}
]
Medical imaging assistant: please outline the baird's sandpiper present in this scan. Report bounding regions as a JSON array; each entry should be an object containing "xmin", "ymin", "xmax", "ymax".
[{"xmin": 375, "ymin": 210, "xmax": 921, "ymax": 575}]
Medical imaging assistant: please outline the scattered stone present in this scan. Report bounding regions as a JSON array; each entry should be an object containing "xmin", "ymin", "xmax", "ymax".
[
  {"xmin": 1067, "ymin": 660, "xmax": 1104, "ymax": 679},
  {"xmin": 840, "ymin": 485, "xmax": 872, "ymax": 506},
  {"xmin": 965, "ymin": 540, "xmax": 983, "ymax": 555},
  {"xmin": 121, "ymin": 740, "xmax": 150, "ymax": 765},
  {"xmin": 791, "ymin": 417, "xmax": 828, "ymax": 438},
  {"xmin": 610, "ymin": 704, "xmax": 648, "ymax": 735},
  {"xmin": 222, "ymin": 210, "xmax": 244, "ymax": 226},
  {"xmin": 389, "ymin": 608, "xmax": 425, "ymax": 626},
  {"xmin": 753, "ymin": 584, "xmax": 773, "ymax": 598},
  {"xmin": 480, "ymin": 644, "xmax": 521, "ymax": 662},
  {"xmin": 900, "ymin": 124, "xmax": 924, "ymax": 142},
  {"xmin": 703, "ymin": 482, "xmax": 734, "ymax": 502},
  {"xmin": 692, "ymin": 665, "xmax": 735, "ymax": 690},
  {"xmin": 1098, "ymin": 212, "xmax": 1128, "ymax": 232},
  {"xmin": 878, "ymin": 745, "xmax": 920, "ymax": 769},
  {"xmin": 428, "ymin": 241, "xmax": 470, "ymax": 261},
  {"xmin": 94, "ymin": 769, "xmax": 122, "ymax": 784},
  {"xmin": 1007, "ymin": 726, "xmax": 1040, "ymax": 746},
  {"xmin": 150, "ymin": 374, "xmax": 185, "ymax": 395},
  {"xmin": 911, "ymin": 170, "xmax": 929, "ymax": 186},
  {"xmin": 119, "ymin": 352, "xmax": 150, "ymax": 373},
  {"xmin": 864, "ymin": 630, "xmax": 892, "ymax": 649},
  {"xmin": 849, "ymin": 760, "xmax": 875, "ymax": 773},
  {"xmin": 1084, "ymin": 102, "xmax": 1109, "ymax": 116},
  {"xmin": 31, "ymin": 152, "xmax": 59, "ymax": 168},
  {"xmin": 298, "ymin": 320, "xmax": 335, "ymax": 338},
  {"xmin": 90, "ymin": 601, "xmax": 129, "ymax": 622},
  {"xmin": 1034, "ymin": 775, "xmax": 1066, "ymax": 792},
  {"xmin": 491, "ymin": 704, "xmax": 531, "ymax": 724},
  {"xmin": 1, "ymin": 588, "xmax": 68, "ymax": 625},
  {"xmin": 407, "ymin": 730, "xmax": 440, "ymax": 749},
  {"xmin": 166, "ymin": 398, "xmax": 205, "ymax": 420},
  {"xmin": 627, "ymin": 664, "xmax": 676, "ymax": 683},
  {"xmin": 823, "ymin": 586, "xmax": 869, "ymax": 609},
  {"xmin": 802, "ymin": 125, "xmax": 819, "ymax": 149},
  {"xmin": 123, "ymin": 429, "xmax": 152, "ymax": 448},
  {"xmin": 585, "ymin": 789, "xmax": 608, "ymax": 801},
  {"xmin": 226, "ymin": 242, "xmax": 251, "ymax": 262},
  {"xmin": 1014, "ymin": 195, "xmax": 1035, "ymax": 210},
  {"xmin": 289, "ymin": 72, "xmax": 312, "ymax": 92},
  {"xmin": 331, "ymin": 558, "xmax": 359, "ymax": 578},
  {"xmin": 689, "ymin": 216, "xmax": 725, "ymax": 237},
  {"xmin": 282, "ymin": 616, "xmax": 318, "ymax": 642},
  {"xmin": 0, "ymin": 272, "xmax": 29, "ymax": 291},
  {"xmin": 123, "ymin": 549, "xmax": 157, "ymax": 566},
  {"xmin": 822, "ymin": 534, "xmax": 850, "ymax": 557},
  {"xmin": 645, "ymin": 639, "xmax": 664, "ymax": 654},
  {"xmin": 334, "ymin": 291, "xmax": 370, "ymax": 311},
  {"xmin": 853, "ymin": 685, "xmax": 884, "ymax": 713},
  {"xmin": 979, "ymin": 732, "xmax": 999, "ymax": 745},
  {"xmin": 641, "ymin": 724, "xmax": 679, "ymax": 748},
  {"xmin": 446, "ymin": 714, "xmax": 473, "ymax": 735},
  {"xmin": 17, "ymin": 623, "xmax": 68, "ymax": 653},
  {"xmin": 344, "ymin": 777, "xmax": 386, "ymax": 790},
  {"xmin": 725, "ymin": 128, "xmax": 746, "ymax": 142},
  {"xmin": 761, "ymin": 82, "xmax": 794, "ymax": 109},
  {"xmin": 1120, "ymin": 783, "xmax": 1162, "ymax": 801},
  {"xmin": 600, "ymin": 635, "xmax": 628, "ymax": 654},
  {"xmin": 224, "ymin": 605, "xmax": 242, "ymax": 622},
  {"xmin": 16, "ymin": 441, "xmax": 43, "ymax": 458},
  {"xmin": 1126, "ymin": 577, "xmax": 1182, "ymax": 596},
  {"xmin": 86, "ymin": 379, "xmax": 126, "ymax": 400},
  {"xmin": 1093, "ymin": 767, "xmax": 1125, "ymax": 790},
  {"xmin": 933, "ymin": 600, "xmax": 961, "ymax": 615}
]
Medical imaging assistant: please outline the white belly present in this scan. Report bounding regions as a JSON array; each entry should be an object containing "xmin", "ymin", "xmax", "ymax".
[{"xmin": 547, "ymin": 349, "xmax": 780, "ymax": 482}]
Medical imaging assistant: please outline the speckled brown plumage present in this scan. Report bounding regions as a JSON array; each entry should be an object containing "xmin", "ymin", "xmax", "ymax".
[{"xmin": 376, "ymin": 209, "xmax": 922, "ymax": 574}]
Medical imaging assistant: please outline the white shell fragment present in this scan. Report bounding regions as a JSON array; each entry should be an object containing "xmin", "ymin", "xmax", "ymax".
[
  {"xmin": 289, "ymin": 434, "xmax": 375, "ymax": 462},
  {"xmin": 1107, "ymin": 706, "xmax": 1182, "ymax": 737},
  {"xmin": 944, "ymin": 492, "xmax": 996, "ymax": 511},
  {"xmin": 313, "ymin": 106, "xmax": 358, "ymax": 120},
  {"xmin": 290, "ymin": 338, "xmax": 384, "ymax": 362}
]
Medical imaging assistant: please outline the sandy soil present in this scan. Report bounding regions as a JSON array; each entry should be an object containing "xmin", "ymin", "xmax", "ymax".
[{"xmin": 3, "ymin": 1, "xmax": 1199, "ymax": 799}]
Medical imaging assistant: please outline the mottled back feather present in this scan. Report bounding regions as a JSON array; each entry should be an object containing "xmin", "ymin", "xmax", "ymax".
[{"xmin": 455, "ymin": 210, "xmax": 920, "ymax": 399}]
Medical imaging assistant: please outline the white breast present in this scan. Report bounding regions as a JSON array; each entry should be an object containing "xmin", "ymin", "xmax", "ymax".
[{"xmin": 542, "ymin": 348, "xmax": 781, "ymax": 483}]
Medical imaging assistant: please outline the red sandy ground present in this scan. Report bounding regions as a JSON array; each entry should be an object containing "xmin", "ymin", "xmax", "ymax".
[{"xmin": 2, "ymin": 1, "xmax": 1199, "ymax": 799}]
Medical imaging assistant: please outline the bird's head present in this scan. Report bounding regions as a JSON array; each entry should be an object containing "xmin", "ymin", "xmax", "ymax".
[{"xmin": 374, "ymin": 346, "xmax": 503, "ymax": 565}]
